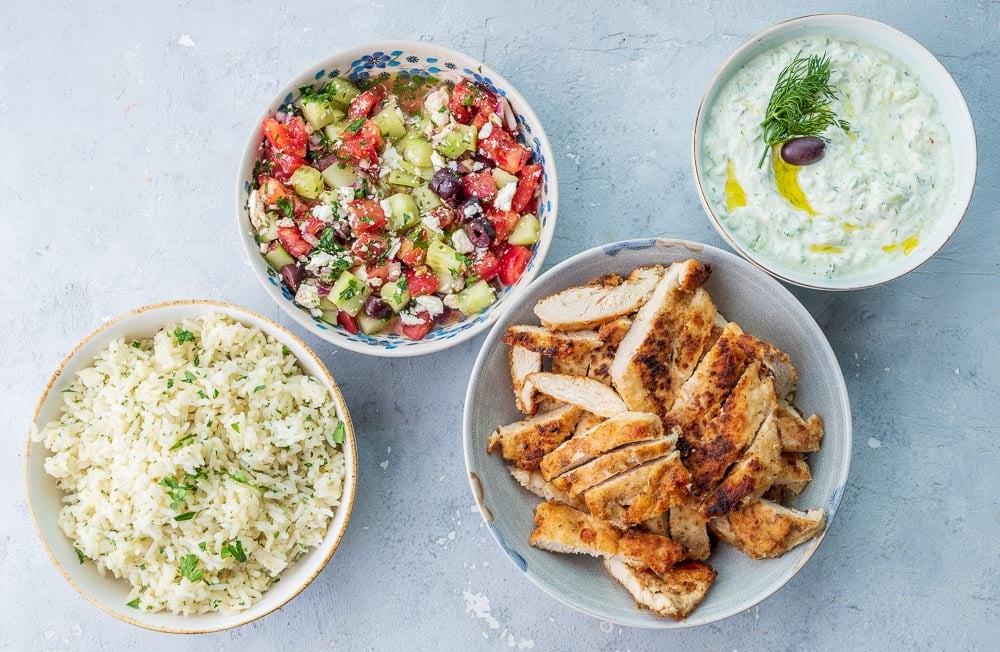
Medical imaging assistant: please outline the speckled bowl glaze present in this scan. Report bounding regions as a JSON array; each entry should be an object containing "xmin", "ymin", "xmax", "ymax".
[
  {"xmin": 236, "ymin": 41, "xmax": 558, "ymax": 356},
  {"xmin": 692, "ymin": 14, "xmax": 977, "ymax": 291},
  {"xmin": 27, "ymin": 301, "xmax": 358, "ymax": 633},
  {"xmin": 463, "ymin": 239, "xmax": 852, "ymax": 628}
]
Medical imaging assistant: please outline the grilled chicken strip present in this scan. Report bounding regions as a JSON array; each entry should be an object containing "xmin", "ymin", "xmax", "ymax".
[
  {"xmin": 509, "ymin": 346, "xmax": 542, "ymax": 414},
  {"xmin": 669, "ymin": 503, "xmax": 712, "ymax": 561},
  {"xmin": 610, "ymin": 260, "xmax": 717, "ymax": 417},
  {"xmin": 487, "ymin": 404, "xmax": 583, "ymax": 471},
  {"xmin": 550, "ymin": 435, "xmax": 678, "ymax": 496},
  {"xmin": 584, "ymin": 452, "xmax": 691, "ymax": 527},
  {"xmin": 527, "ymin": 372, "xmax": 628, "ymax": 418},
  {"xmin": 775, "ymin": 399, "xmax": 824, "ymax": 452},
  {"xmin": 508, "ymin": 467, "xmax": 587, "ymax": 510},
  {"xmin": 588, "ymin": 317, "xmax": 634, "ymax": 387},
  {"xmin": 699, "ymin": 409, "xmax": 782, "ymax": 518},
  {"xmin": 533, "ymin": 266, "xmax": 663, "ymax": 331},
  {"xmin": 552, "ymin": 350, "xmax": 593, "ymax": 377},
  {"xmin": 771, "ymin": 452, "xmax": 812, "ymax": 495},
  {"xmin": 540, "ymin": 411, "xmax": 665, "ymax": 480},
  {"xmin": 709, "ymin": 499, "xmax": 826, "ymax": 560},
  {"xmin": 504, "ymin": 324, "xmax": 605, "ymax": 358},
  {"xmin": 736, "ymin": 333, "xmax": 798, "ymax": 400},
  {"xmin": 604, "ymin": 558, "xmax": 717, "ymax": 621}
]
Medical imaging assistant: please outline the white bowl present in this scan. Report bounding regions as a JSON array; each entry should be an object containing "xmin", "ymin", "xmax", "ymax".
[
  {"xmin": 692, "ymin": 14, "xmax": 977, "ymax": 290},
  {"xmin": 236, "ymin": 41, "xmax": 558, "ymax": 356},
  {"xmin": 463, "ymin": 239, "xmax": 852, "ymax": 628},
  {"xmin": 26, "ymin": 300, "xmax": 358, "ymax": 633}
]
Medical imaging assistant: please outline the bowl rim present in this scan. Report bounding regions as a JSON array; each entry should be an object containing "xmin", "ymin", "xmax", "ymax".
[
  {"xmin": 25, "ymin": 299, "xmax": 359, "ymax": 634},
  {"xmin": 463, "ymin": 237, "xmax": 853, "ymax": 628},
  {"xmin": 690, "ymin": 13, "xmax": 978, "ymax": 291},
  {"xmin": 235, "ymin": 39, "xmax": 559, "ymax": 357}
]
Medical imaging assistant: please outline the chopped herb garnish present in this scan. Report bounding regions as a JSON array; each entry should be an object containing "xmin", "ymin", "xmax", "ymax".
[
  {"xmin": 212, "ymin": 388, "xmax": 219, "ymax": 399},
  {"xmin": 159, "ymin": 476, "xmax": 196, "ymax": 510},
  {"xmin": 75, "ymin": 547, "xmax": 85, "ymax": 564},
  {"xmin": 170, "ymin": 434, "xmax": 196, "ymax": 450},
  {"xmin": 281, "ymin": 345, "xmax": 291, "ymax": 356},
  {"xmin": 331, "ymin": 421, "xmax": 346, "ymax": 445},
  {"xmin": 227, "ymin": 470, "xmax": 263, "ymax": 491},
  {"xmin": 253, "ymin": 385, "xmax": 265, "ymax": 393},
  {"xmin": 198, "ymin": 541, "xmax": 207, "ymax": 551},
  {"xmin": 339, "ymin": 279, "xmax": 359, "ymax": 301},
  {"xmin": 317, "ymin": 227, "xmax": 344, "ymax": 255},
  {"xmin": 347, "ymin": 118, "xmax": 366, "ymax": 134},
  {"xmin": 231, "ymin": 422, "xmax": 241, "ymax": 433},
  {"xmin": 173, "ymin": 511, "xmax": 197, "ymax": 522},
  {"xmin": 166, "ymin": 378, "xmax": 174, "ymax": 389},
  {"xmin": 178, "ymin": 554, "xmax": 204, "ymax": 582},
  {"xmin": 276, "ymin": 196, "xmax": 295, "ymax": 219},
  {"xmin": 131, "ymin": 341, "xmax": 142, "ymax": 349},
  {"xmin": 220, "ymin": 540, "xmax": 247, "ymax": 563},
  {"xmin": 126, "ymin": 598, "xmax": 140, "ymax": 609},
  {"xmin": 197, "ymin": 390, "xmax": 207, "ymax": 399},
  {"xmin": 173, "ymin": 328, "xmax": 195, "ymax": 344}
]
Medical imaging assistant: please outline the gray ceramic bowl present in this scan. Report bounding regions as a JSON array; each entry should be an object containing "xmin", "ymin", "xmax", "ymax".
[{"xmin": 463, "ymin": 238, "xmax": 852, "ymax": 628}]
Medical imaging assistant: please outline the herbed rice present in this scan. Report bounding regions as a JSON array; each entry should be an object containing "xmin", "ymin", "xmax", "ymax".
[{"xmin": 34, "ymin": 313, "xmax": 346, "ymax": 615}]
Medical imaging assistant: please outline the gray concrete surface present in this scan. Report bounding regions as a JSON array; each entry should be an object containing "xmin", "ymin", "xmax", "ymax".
[{"xmin": 3, "ymin": 1, "xmax": 998, "ymax": 649}]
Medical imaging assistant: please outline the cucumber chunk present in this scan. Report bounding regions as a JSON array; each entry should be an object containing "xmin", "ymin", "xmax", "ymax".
[
  {"xmin": 400, "ymin": 134, "xmax": 434, "ymax": 167},
  {"xmin": 386, "ymin": 169, "xmax": 424, "ymax": 188},
  {"xmin": 426, "ymin": 240, "xmax": 465, "ymax": 277},
  {"xmin": 322, "ymin": 163, "xmax": 357, "ymax": 189},
  {"xmin": 435, "ymin": 124, "xmax": 477, "ymax": 158},
  {"xmin": 491, "ymin": 168, "xmax": 518, "ymax": 188},
  {"xmin": 289, "ymin": 166, "xmax": 323, "ymax": 199},
  {"xmin": 456, "ymin": 280, "xmax": 497, "ymax": 316},
  {"xmin": 357, "ymin": 313, "xmax": 389, "ymax": 335},
  {"xmin": 385, "ymin": 193, "xmax": 421, "ymax": 232},
  {"xmin": 324, "ymin": 78, "xmax": 360, "ymax": 108},
  {"xmin": 264, "ymin": 242, "xmax": 295, "ymax": 270},
  {"xmin": 372, "ymin": 103, "xmax": 406, "ymax": 139},
  {"xmin": 324, "ymin": 122, "xmax": 346, "ymax": 142},
  {"xmin": 379, "ymin": 280, "xmax": 411, "ymax": 312},
  {"xmin": 507, "ymin": 214, "xmax": 541, "ymax": 246},
  {"xmin": 412, "ymin": 185, "xmax": 442, "ymax": 213},
  {"xmin": 301, "ymin": 98, "xmax": 344, "ymax": 130},
  {"xmin": 330, "ymin": 271, "xmax": 370, "ymax": 316}
]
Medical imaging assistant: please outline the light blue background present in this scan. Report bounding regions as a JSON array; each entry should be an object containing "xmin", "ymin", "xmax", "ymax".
[{"xmin": 3, "ymin": 1, "xmax": 997, "ymax": 649}]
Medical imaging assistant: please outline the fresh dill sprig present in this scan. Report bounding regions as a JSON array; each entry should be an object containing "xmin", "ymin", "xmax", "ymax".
[{"xmin": 758, "ymin": 51, "xmax": 851, "ymax": 168}]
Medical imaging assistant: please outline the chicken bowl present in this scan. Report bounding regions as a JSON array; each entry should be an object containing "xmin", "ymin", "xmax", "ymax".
[{"xmin": 463, "ymin": 238, "xmax": 852, "ymax": 628}]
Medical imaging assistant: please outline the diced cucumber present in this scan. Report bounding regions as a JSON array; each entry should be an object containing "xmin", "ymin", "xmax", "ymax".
[
  {"xmin": 301, "ymin": 97, "xmax": 344, "ymax": 130},
  {"xmin": 322, "ymin": 163, "xmax": 357, "ymax": 189},
  {"xmin": 372, "ymin": 103, "xmax": 406, "ymax": 139},
  {"xmin": 433, "ymin": 266, "xmax": 463, "ymax": 294},
  {"xmin": 435, "ymin": 124, "xmax": 477, "ymax": 158},
  {"xmin": 290, "ymin": 166, "xmax": 323, "ymax": 199},
  {"xmin": 324, "ymin": 122, "xmax": 346, "ymax": 142},
  {"xmin": 400, "ymin": 134, "xmax": 434, "ymax": 167},
  {"xmin": 386, "ymin": 169, "xmax": 424, "ymax": 188},
  {"xmin": 456, "ymin": 280, "xmax": 497, "ymax": 316},
  {"xmin": 320, "ymin": 297, "xmax": 338, "ymax": 312},
  {"xmin": 357, "ymin": 313, "xmax": 388, "ymax": 335},
  {"xmin": 507, "ymin": 214, "xmax": 541, "ymax": 246},
  {"xmin": 330, "ymin": 271, "xmax": 370, "ymax": 316},
  {"xmin": 412, "ymin": 185, "xmax": 442, "ymax": 213},
  {"xmin": 386, "ymin": 193, "xmax": 421, "ymax": 232},
  {"xmin": 379, "ymin": 280, "xmax": 410, "ymax": 312},
  {"xmin": 324, "ymin": 78, "xmax": 360, "ymax": 108},
  {"xmin": 426, "ymin": 240, "xmax": 466, "ymax": 277},
  {"xmin": 321, "ymin": 309, "xmax": 339, "ymax": 325},
  {"xmin": 264, "ymin": 242, "xmax": 295, "ymax": 270},
  {"xmin": 491, "ymin": 168, "xmax": 518, "ymax": 188}
]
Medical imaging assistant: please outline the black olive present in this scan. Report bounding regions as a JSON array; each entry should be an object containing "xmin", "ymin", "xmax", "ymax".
[{"xmin": 780, "ymin": 137, "xmax": 826, "ymax": 166}]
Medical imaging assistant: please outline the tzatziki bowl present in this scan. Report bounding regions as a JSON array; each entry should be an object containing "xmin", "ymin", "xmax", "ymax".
[{"xmin": 692, "ymin": 15, "xmax": 976, "ymax": 290}]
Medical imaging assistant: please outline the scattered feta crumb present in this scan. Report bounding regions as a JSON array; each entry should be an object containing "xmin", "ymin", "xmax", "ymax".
[
  {"xmin": 443, "ymin": 294, "xmax": 460, "ymax": 309},
  {"xmin": 478, "ymin": 122, "xmax": 493, "ymax": 140},
  {"xmin": 492, "ymin": 182, "xmax": 518, "ymax": 212},
  {"xmin": 305, "ymin": 252, "xmax": 335, "ymax": 273},
  {"xmin": 431, "ymin": 150, "xmax": 446, "ymax": 171},
  {"xmin": 311, "ymin": 203, "xmax": 334, "ymax": 222},
  {"xmin": 276, "ymin": 217, "xmax": 295, "ymax": 228},
  {"xmin": 399, "ymin": 312, "xmax": 424, "ymax": 326},
  {"xmin": 294, "ymin": 284, "xmax": 322, "ymax": 316},
  {"xmin": 425, "ymin": 88, "xmax": 451, "ymax": 127},
  {"xmin": 463, "ymin": 202, "xmax": 483, "ymax": 218},
  {"xmin": 415, "ymin": 295, "xmax": 444, "ymax": 318},
  {"xmin": 380, "ymin": 141, "xmax": 403, "ymax": 176},
  {"xmin": 452, "ymin": 229, "xmax": 475, "ymax": 254}
]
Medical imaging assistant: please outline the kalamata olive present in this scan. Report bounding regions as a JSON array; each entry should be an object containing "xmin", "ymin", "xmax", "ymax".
[
  {"xmin": 363, "ymin": 296, "xmax": 393, "ymax": 320},
  {"xmin": 458, "ymin": 197, "xmax": 482, "ymax": 222},
  {"xmin": 280, "ymin": 264, "xmax": 304, "ymax": 291},
  {"xmin": 429, "ymin": 168, "xmax": 464, "ymax": 204},
  {"xmin": 780, "ymin": 136, "xmax": 826, "ymax": 166},
  {"xmin": 472, "ymin": 154, "xmax": 496, "ymax": 170},
  {"xmin": 466, "ymin": 217, "xmax": 496, "ymax": 248}
]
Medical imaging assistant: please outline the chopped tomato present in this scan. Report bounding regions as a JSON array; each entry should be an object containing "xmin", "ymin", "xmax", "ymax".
[
  {"xmin": 429, "ymin": 206, "xmax": 457, "ymax": 230},
  {"xmin": 348, "ymin": 87, "xmax": 386, "ymax": 120},
  {"xmin": 471, "ymin": 111, "xmax": 491, "ymax": 132},
  {"xmin": 277, "ymin": 225, "xmax": 313, "ymax": 259},
  {"xmin": 300, "ymin": 217, "xmax": 326, "ymax": 236},
  {"xmin": 259, "ymin": 177, "xmax": 289, "ymax": 207},
  {"xmin": 263, "ymin": 117, "xmax": 307, "ymax": 158},
  {"xmin": 498, "ymin": 245, "xmax": 532, "ymax": 285},
  {"xmin": 400, "ymin": 313, "xmax": 434, "ymax": 340},
  {"xmin": 511, "ymin": 164, "xmax": 542, "ymax": 213},
  {"xmin": 448, "ymin": 80, "xmax": 477, "ymax": 124},
  {"xmin": 366, "ymin": 264, "xmax": 391, "ymax": 284},
  {"xmin": 398, "ymin": 232, "xmax": 428, "ymax": 267},
  {"xmin": 337, "ymin": 311, "xmax": 359, "ymax": 334},
  {"xmin": 270, "ymin": 149, "xmax": 307, "ymax": 182},
  {"xmin": 355, "ymin": 119, "xmax": 385, "ymax": 150},
  {"xmin": 347, "ymin": 198, "xmax": 387, "ymax": 234},
  {"xmin": 337, "ymin": 120, "xmax": 383, "ymax": 167},
  {"xmin": 405, "ymin": 268, "xmax": 440, "ymax": 297},
  {"xmin": 351, "ymin": 232, "xmax": 389, "ymax": 264},
  {"xmin": 486, "ymin": 208, "xmax": 519, "ymax": 242},
  {"xmin": 479, "ymin": 127, "xmax": 530, "ymax": 174},
  {"xmin": 463, "ymin": 171, "xmax": 497, "ymax": 201},
  {"xmin": 472, "ymin": 251, "xmax": 500, "ymax": 282}
]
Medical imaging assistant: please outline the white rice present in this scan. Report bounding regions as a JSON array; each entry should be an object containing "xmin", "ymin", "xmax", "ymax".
[{"xmin": 34, "ymin": 313, "xmax": 346, "ymax": 615}]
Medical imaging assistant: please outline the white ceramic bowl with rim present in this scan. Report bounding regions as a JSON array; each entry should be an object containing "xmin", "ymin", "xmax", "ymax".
[
  {"xmin": 692, "ymin": 14, "xmax": 977, "ymax": 290},
  {"xmin": 464, "ymin": 238, "xmax": 852, "ymax": 628},
  {"xmin": 236, "ymin": 41, "xmax": 558, "ymax": 356},
  {"xmin": 26, "ymin": 300, "xmax": 358, "ymax": 633}
]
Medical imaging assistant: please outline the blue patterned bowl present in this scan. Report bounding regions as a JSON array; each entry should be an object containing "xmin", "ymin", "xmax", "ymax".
[{"xmin": 236, "ymin": 42, "xmax": 557, "ymax": 356}]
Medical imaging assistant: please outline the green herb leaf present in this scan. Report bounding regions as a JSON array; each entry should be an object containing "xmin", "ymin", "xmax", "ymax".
[
  {"xmin": 227, "ymin": 470, "xmax": 263, "ymax": 491},
  {"xmin": 212, "ymin": 388, "xmax": 219, "ymax": 398},
  {"xmin": 178, "ymin": 554, "xmax": 204, "ymax": 582},
  {"xmin": 331, "ymin": 421, "xmax": 346, "ymax": 445},
  {"xmin": 339, "ymin": 279, "xmax": 359, "ymax": 301},
  {"xmin": 167, "ymin": 378, "xmax": 174, "ymax": 389},
  {"xmin": 174, "ymin": 511, "xmax": 197, "ymax": 522},
  {"xmin": 276, "ymin": 196, "xmax": 295, "ymax": 219},
  {"xmin": 198, "ymin": 541, "xmax": 207, "ymax": 551},
  {"xmin": 75, "ymin": 547, "xmax": 86, "ymax": 564},
  {"xmin": 347, "ymin": 118, "xmax": 366, "ymax": 134},
  {"xmin": 197, "ymin": 390, "xmax": 207, "ymax": 399},
  {"xmin": 131, "ymin": 341, "xmax": 142, "ymax": 349},
  {"xmin": 220, "ymin": 539, "xmax": 247, "ymax": 563},
  {"xmin": 126, "ymin": 598, "xmax": 141, "ymax": 609},
  {"xmin": 231, "ymin": 422, "xmax": 241, "ymax": 433},
  {"xmin": 183, "ymin": 371, "xmax": 197, "ymax": 383},
  {"xmin": 170, "ymin": 434, "xmax": 196, "ymax": 450},
  {"xmin": 253, "ymin": 385, "xmax": 265, "ymax": 393},
  {"xmin": 281, "ymin": 345, "xmax": 291, "ymax": 356},
  {"xmin": 173, "ymin": 327, "xmax": 196, "ymax": 344}
]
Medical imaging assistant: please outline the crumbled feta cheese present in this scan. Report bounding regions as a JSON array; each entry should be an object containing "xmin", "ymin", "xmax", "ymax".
[
  {"xmin": 492, "ymin": 182, "xmax": 518, "ymax": 212},
  {"xmin": 311, "ymin": 203, "xmax": 334, "ymax": 223},
  {"xmin": 431, "ymin": 150, "xmax": 446, "ymax": 171},
  {"xmin": 399, "ymin": 311, "xmax": 424, "ymax": 326},
  {"xmin": 421, "ymin": 213, "xmax": 442, "ymax": 235},
  {"xmin": 295, "ymin": 283, "xmax": 322, "ymax": 316},
  {"xmin": 380, "ymin": 141, "xmax": 403, "ymax": 176},
  {"xmin": 387, "ymin": 237, "xmax": 402, "ymax": 260},
  {"xmin": 337, "ymin": 186, "xmax": 355, "ymax": 208},
  {"xmin": 447, "ymin": 159, "xmax": 458, "ymax": 171},
  {"xmin": 380, "ymin": 198, "xmax": 393, "ymax": 220},
  {"xmin": 452, "ymin": 228, "xmax": 474, "ymax": 254},
  {"xmin": 276, "ymin": 217, "xmax": 295, "ymax": 228},
  {"xmin": 424, "ymin": 88, "xmax": 451, "ymax": 127},
  {"xmin": 463, "ymin": 202, "xmax": 483, "ymax": 218},
  {"xmin": 443, "ymin": 293, "xmax": 460, "ymax": 309},
  {"xmin": 368, "ymin": 277, "xmax": 383, "ymax": 288},
  {"xmin": 247, "ymin": 189, "xmax": 266, "ymax": 229},
  {"xmin": 415, "ymin": 295, "xmax": 445, "ymax": 318},
  {"xmin": 305, "ymin": 252, "xmax": 335, "ymax": 273},
  {"xmin": 478, "ymin": 122, "xmax": 493, "ymax": 140}
]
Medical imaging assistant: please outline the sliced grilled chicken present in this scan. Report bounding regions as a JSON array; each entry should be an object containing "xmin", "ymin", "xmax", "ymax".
[
  {"xmin": 584, "ymin": 452, "xmax": 691, "ymax": 527},
  {"xmin": 684, "ymin": 362, "xmax": 777, "ymax": 494},
  {"xmin": 527, "ymin": 372, "xmax": 628, "ymax": 418},
  {"xmin": 540, "ymin": 411, "xmax": 665, "ymax": 481},
  {"xmin": 772, "ymin": 452, "xmax": 812, "ymax": 495},
  {"xmin": 669, "ymin": 503, "xmax": 711, "ymax": 561},
  {"xmin": 487, "ymin": 404, "xmax": 582, "ymax": 471},
  {"xmin": 529, "ymin": 502, "xmax": 685, "ymax": 575},
  {"xmin": 573, "ymin": 411, "xmax": 605, "ymax": 437},
  {"xmin": 550, "ymin": 435, "xmax": 678, "ymax": 496},
  {"xmin": 504, "ymin": 324, "xmax": 605, "ymax": 358},
  {"xmin": 587, "ymin": 317, "xmax": 633, "ymax": 387},
  {"xmin": 640, "ymin": 514, "xmax": 670, "ymax": 537},
  {"xmin": 604, "ymin": 558, "xmax": 716, "ymax": 621},
  {"xmin": 509, "ymin": 345, "xmax": 542, "ymax": 414},
  {"xmin": 508, "ymin": 467, "xmax": 587, "ymax": 510},
  {"xmin": 552, "ymin": 350, "xmax": 593, "ymax": 376},
  {"xmin": 736, "ymin": 333, "xmax": 798, "ymax": 400},
  {"xmin": 533, "ymin": 266, "xmax": 663, "ymax": 331},
  {"xmin": 610, "ymin": 260, "xmax": 716, "ymax": 416},
  {"xmin": 775, "ymin": 400, "xmax": 824, "ymax": 452},
  {"xmin": 709, "ymin": 499, "xmax": 826, "ymax": 560},
  {"xmin": 700, "ymin": 409, "xmax": 782, "ymax": 518}
]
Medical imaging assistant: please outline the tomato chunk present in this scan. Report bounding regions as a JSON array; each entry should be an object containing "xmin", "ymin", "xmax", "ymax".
[
  {"xmin": 337, "ymin": 119, "xmax": 383, "ymax": 167},
  {"xmin": 300, "ymin": 216, "xmax": 326, "ymax": 237},
  {"xmin": 405, "ymin": 268, "xmax": 440, "ymax": 297},
  {"xmin": 498, "ymin": 245, "xmax": 532, "ymax": 285},
  {"xmin": 511, "ymin": 164, "xmax": 542, "ymax": 213},
  {"xmin": 398, "ymin": 232, "xmax": 428, "ymax": 267},
  {"xmin": 486, "ymin": 208, "xmax": 519, "ymax": 242},
  {"xmin": 472, "ymin": 251, "xmax": 500, "ymax": 282},
  {"xmin": 463, "ymin": 171, "xmax": 497, "ymax": 201},
  {"xmin": 259, "ymin": 177, "xmax": 290, "ymax": 208},
  {"xmin": 479, "ymin": 127, "xmax": 530, "ymax": 174},
  {"xmin": 351, "ymin": 232, "xmax": 389, "ymax": 265},
  {"xmin": 348, "ymin": 87, "xmax": 386, "ymax": 120},
  {"xmin": 270, "ymin": 150, "xmax": 307, "ymax": 183},
  {"xmin": 277, "ymin": 225, "xmax": 313, "ymax": 259},
  {"xmin": 263, "ymin": 117, "xmax": 307, "ymax": 158},
  {"xmin": 448, "ymin": 80, "xmax": 477, "ymax": 124},
  {"xmin": 347, "ymin": 198, "xmax": 387, "ymax": 234},
  {"xmin": 400, "ymin": 313, "xmax": 434, "ymax": 340}
]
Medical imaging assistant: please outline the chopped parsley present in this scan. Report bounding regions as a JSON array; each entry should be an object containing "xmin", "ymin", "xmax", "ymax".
[
  {"xmin": 173, "ymin": 511, "xmax": 197, "ymax": 522},
  {"xmin": 227, "ymin": 470, "xmax": 263, "ymax": 491},
  {"xmin": 346, "ymin": 118, "xmax": 366, "ymax": 134},
  {"xmin": 253, "ymin": 385, "xmax": 265, "ymax": 393},
  {"xmin": 198, "ymin": 541, "xmax": 207, "ymax": 551},
  {"xmin": 197, "ymin": 390, "xmax": 207, "ymax": 399},
  {"xmin": 183, "ymin": 371, "xmax": 197, "ymax": 383},
  {"xmin": 220, "ymin": 540, "xmax": 247, "ymax": 563},
  {"xmin": 166, "ymin": 378, "xmax": 174, "ymax": 389},
  {"xmin": 212, "ymin": 388, "xmax": 219, "ymax": 399},
  {"xmin": 75, "ymin": 546, "xmax": 85, "ymax": 564},
  {"xmin": 170, "ymin": 434, "xmax": 196, "ymax": 450},
  {"xmin": 276, "ymin": 196, "xmax": 295, "ymax": 219},
  {"xmin": 131, "ymin": 341, "xmax": 142, "ymax": 349},
  {"xmin": 126, "ymin": 598, "xmax": 141, "ymax": 609},
  {"xmin": 159, "ymin": 476, "xmax": 196, "ymax": 511},
  {"xmin": 178, "ymin": 554, "xmax": 204, "ymax": 582},
  {"xmin": 331, "ymin": 421, "xmax": 346, "ymax": 446},
  {"xmin": 317, "ymin": 227, "xmax": 344, "ymax": 255},
  {"xmin": 231, "ymin": 422, "xmax": 241, "ymax": 433},
  {"xmin": 339, "ymin": 279, "xmax": 359, "ymax": 301},
  {"xmin": 173, "ymin": 328, "xmax": 195, "ymax": 344}
]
